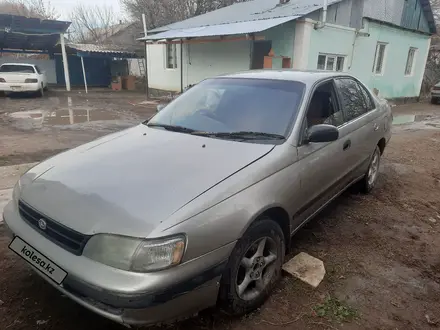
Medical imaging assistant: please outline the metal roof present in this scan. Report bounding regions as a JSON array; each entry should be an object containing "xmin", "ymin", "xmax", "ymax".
[
  {"xmin": 149, "ymin": 0, "xmax": 342, "ymax": 34},
  {"xmin": 57, "ymin": 43, "xmax": 138, "ymax": 58},
  {"xmin": 143, "ymin": 16, "xmax": 299, "ymax": 41},
  {"xmin": 0, "ymin": 14, "xmax": 71, "ymax": 51},
  {"xmin": 419, "ymin": 0, "xmax": 437, "ymax": 34}
]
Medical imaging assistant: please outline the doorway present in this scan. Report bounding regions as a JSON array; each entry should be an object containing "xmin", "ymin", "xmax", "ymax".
[{"xmin": 251, "ymin": 41, "xmax": 272, "ymax": 69}]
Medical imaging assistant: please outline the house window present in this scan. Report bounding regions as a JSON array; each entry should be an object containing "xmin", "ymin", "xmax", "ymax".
[
  {"xmin": 165, "ymin": 44, "xmax": 177, "ymax": 69},
  {"xmin": 317, "ymin": 54, "xmax": 345, "ymax": 72},
  {"xmin": 373, "ymin": 42, "xmax": 387, "ymax": 75},
  {"xmin": 405, "ymin": 47, "xmax": 417, "ymax": 76}
]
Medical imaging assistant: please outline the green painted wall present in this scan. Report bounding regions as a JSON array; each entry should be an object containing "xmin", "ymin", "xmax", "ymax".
[
  {"xmin": 260, "ymin": 21, "xmax": 295, "ymax": 69},
  {"xmin": 307, "ymin": 21, "xmax": 431, "ymax": 98}
]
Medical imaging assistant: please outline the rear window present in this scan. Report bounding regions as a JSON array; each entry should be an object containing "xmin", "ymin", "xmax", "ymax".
[{"xmin": 0, "ymin": 65, "xmax": 35, "ymax": 73}]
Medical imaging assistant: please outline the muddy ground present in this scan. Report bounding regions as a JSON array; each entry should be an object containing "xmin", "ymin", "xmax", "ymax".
[
  {"xmin": 0, "ymin": 93, "xmax": 440, "ymax": 330},
  {"xmin": 0, "ymin": 91, "xmax": 158, "ymax": 166}
]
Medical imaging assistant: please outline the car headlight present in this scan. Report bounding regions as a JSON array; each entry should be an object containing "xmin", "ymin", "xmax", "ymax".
[{"xmin": 83, "ymin": 234, "xmax": 186, "ymax": 272}]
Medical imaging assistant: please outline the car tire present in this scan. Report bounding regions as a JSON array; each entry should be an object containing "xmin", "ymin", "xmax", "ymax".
[
  {"xmin": 358, "ymin": 146, "xmax": 381, "ymax": 194},
  {"xmin": 218, "ymin": 217, "xmax": 285, "ymax": 316},
  {"xmin": 431, "ymin": 97, "xmax": 437, "ymax": 104},
  {"xmin": 37, "ymin": 87, "xmax": 44, "ymax": 97}
]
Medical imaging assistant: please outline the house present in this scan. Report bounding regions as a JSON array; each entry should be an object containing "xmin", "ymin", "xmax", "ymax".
[{"xmin": 142, "ymin": 0, "xmax": 436, "ymax": 99}]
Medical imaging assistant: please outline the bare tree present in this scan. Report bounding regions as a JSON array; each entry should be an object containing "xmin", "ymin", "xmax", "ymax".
[
  {"xmin": 0, "ymin": 0, "xmax": 58, "ymax": 19},
  {"xmin": 121, "ymin": 0, "xmax": 251, "ymax": 29},
  {"xmin": 69, "ymin": 4, "xmax": 121, "ymax": 44},
  {"xmin": 431, "ymin": 0, "xmax": 440, "ymax": 21}
]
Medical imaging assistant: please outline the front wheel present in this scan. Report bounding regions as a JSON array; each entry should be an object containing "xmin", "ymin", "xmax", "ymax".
[{"xmin": 218, "ymin": 218, "xmax": 285, "ymax": 316}]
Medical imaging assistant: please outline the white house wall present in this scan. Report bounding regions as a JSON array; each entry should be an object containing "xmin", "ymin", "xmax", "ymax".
[
  {"xmin": 147, "ymin": 44, "xmax": 181, "ymax": 91},
  {"xmin": 147, "ymin": 39, "xmax": 251, "ymax": 92},
  {"xmin": 183, "ymin": 40, "xmax": 251, "ymax": 87}
]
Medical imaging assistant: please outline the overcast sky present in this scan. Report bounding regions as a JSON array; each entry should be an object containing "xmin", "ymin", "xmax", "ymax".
[{"xmin": 51, "ymin": 0, "xmax": 123, "ymax": 20}]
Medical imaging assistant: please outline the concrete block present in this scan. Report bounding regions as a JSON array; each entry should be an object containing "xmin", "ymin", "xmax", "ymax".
[{"xmin": 283, "ymin": 252, "xmax": 326, "ymax": 288}]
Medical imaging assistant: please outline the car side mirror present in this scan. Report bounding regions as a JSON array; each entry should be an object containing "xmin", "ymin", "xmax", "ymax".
[
  {"xmin": 307, "ymin": 124, "xmax": 339, "ymax": 143},
  {"xmin": 156, "ymin": 104, "xmax": 167, "ymax": 112}
]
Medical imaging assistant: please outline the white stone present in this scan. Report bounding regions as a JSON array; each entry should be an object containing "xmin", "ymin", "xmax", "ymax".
[{"xmin": 282, "ymin": 252, "xmax": 326, "ymax": 288}]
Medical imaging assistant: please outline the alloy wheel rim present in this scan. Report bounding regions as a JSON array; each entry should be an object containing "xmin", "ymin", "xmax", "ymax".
[
  {"xmin": 368, "ymin": 151, "xmax": 380, "ymax": 187},
  {"xmin": 235, "ymin": 237, "xmax": 278, "ymax": 301}
]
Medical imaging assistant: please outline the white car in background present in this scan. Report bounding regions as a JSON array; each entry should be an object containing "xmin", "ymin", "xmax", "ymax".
[{"xmin": 0, "ymin": 63, "xmax": 48, "ymax": 96}]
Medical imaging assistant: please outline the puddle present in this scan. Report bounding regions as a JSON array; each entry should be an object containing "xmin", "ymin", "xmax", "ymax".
[
  {"xmin": 8, "ymin": 109, "xmax": 123, "ymax": 126},
  {"xmin": 393, "ymin": 115, "xmax": 416, "ymax": 125},
  {"xmin": 45, "ymin": 109, "xmax": 121, "ymax": 125},
  {"xmin": 393, "ymin": 114, "xmax": 440, "ymax": 130}
]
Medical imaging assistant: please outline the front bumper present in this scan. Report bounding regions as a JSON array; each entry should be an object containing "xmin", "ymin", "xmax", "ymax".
[
  {"xmin": 0, "ymin": 83, "xmax": 40, "ymax": 92},
  {"xmin": 3, "ymin": 201, "xmax": 235, "ymax": 326}
]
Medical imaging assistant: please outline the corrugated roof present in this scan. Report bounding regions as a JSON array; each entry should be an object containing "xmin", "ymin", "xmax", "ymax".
[
  {"xmin": 54, "ymin": 43, "xmax": 138, "ymax": 58},
  {"xmin": 143, "ymin": 16, "xmax": 299, "ymax": 41},
  {"xmin": 149, "ymin": 0, "xmax": 342, "ymax": 33},
  {"xmin": 0, "ymin": 14, "xmax": 71, "ymax": 51},
  {"xmin": 66, "ymin": 43, "xmax": 130, "ymax": 54}
]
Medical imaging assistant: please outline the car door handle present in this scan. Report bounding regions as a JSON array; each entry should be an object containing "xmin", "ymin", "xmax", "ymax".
[
  {"xmin": 343, "ymin": 140, "xmax": 351, "ymax": 151},
  {"xmin": 373, "ymin": 123, "xmax": 379, "ymax": 131}
]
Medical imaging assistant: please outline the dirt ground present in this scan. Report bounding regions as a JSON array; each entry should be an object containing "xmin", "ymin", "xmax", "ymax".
[
  {"xmin": 0, "ymin": 90, "xmax": 158, "ymax": 166},
  {"xmin": 0, "ymin": 93, "xmax": 440, "ymax": 330}
]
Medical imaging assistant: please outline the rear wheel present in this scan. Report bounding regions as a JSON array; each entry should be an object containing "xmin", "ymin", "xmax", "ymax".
[
  {"xmin": 358, "ymin": 146, "xmax": 381, "ymax": 194},
  {"xmin": 37, "ymin": 86, "xmax": 44, "ymax": 97},
  {"xmin": 218, "ymin": 218, "xmax": 285, "ymax": 316}
]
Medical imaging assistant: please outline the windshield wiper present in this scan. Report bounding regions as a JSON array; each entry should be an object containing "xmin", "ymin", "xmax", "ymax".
[
  {"xmin": 147, "ymin": 123, "xmax": 196, "ymax": 133},
  {"xmin": 193, "ymin": 131, "xmax": 286, "ymax": 140}
]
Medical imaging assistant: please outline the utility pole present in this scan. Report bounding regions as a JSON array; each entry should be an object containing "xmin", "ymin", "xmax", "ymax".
[{"xmin": 142, "ymin": 14, "xmax": 149, "ymax": 99}]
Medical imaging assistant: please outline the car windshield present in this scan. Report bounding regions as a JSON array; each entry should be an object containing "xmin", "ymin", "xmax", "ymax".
[
  {"xmin": 147, "ymin": 78, "xmax": 305, "ymax": 141},
  {"xmin": 0, "ymin": 65, "xmax": 35, "ymax": 73}
]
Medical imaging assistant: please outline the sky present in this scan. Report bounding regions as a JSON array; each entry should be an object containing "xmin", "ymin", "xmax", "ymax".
[{"xmin": 50, "ymin": 0, "xmax": 123, "ymax": 20}]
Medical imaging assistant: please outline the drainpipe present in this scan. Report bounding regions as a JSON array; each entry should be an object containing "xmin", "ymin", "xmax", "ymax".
[
  {"xmin": 349, "ymin": 19, "xmax": 371, "ymax": 70},
  {"xmin": 315, "ymin": 0, "xmax": 328, "ymax": 30}
]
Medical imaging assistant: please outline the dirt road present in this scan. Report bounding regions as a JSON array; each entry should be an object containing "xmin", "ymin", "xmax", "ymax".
[{"xmin": 0, "ymin": 95, "xmax": 439, "ymax": 330}]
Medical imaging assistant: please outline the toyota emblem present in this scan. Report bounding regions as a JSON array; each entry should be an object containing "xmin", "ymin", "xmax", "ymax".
[{"xmin": 38, "ymin": 219, "xmax": 47, "ymax": 230}]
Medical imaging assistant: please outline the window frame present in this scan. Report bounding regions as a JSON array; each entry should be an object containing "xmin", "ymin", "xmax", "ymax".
[
  {"xmin": 404, "ymin": 47, "xmax": 418, "ymax": 76},
  {"xmin": 372, "ymin": 42, "xmax": 388, "ymax": 75},
  {"xmin": 335, "ymin": 77, "xmax": 377, "ymax": 124},
  {"xmin": 317, "ymin": 53, "xmax": 346, "ymax": 72},
  {"xmin": 298, "ymin": 78, "xmax": 346, "ymax": 145},
  {"xmin": 165, "ymin": 43, "xmax": 178, "ymax": 70}
]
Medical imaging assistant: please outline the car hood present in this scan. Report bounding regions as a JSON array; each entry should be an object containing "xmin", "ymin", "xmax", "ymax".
[{"xmin": 20, "ymin": 125, "xmax": 274, "ymax": 237}]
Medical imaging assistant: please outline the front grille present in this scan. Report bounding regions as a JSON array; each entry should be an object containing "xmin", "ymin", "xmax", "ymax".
[{"xmin": 18, "ymin": 200, "xmax": 90, "ymax": 255}]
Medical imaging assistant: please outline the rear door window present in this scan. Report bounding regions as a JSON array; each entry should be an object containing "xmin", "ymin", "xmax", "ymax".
[
  {"xmin": 0, "ymin": 65, "xmax": 36, "ymax": 73},
  {"xmin": 358, "ymin": 83, "xmax": 375, "ymax": 111},
  {"xmin": 334, "ymin": 78, "xmax": 367, "ymax": 122}
]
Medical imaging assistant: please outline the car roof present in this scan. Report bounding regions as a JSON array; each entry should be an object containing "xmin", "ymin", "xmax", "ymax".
[
  {"xmin": 0, "ymin": 63, "xmax": 35, "ymax": 66},
  {"xmin": 220, "ymin": 70, "xmax": 355, "ymax": 85}
]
